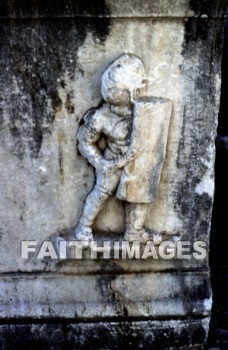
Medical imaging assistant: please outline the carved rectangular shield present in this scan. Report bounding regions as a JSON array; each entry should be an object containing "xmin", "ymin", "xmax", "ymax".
[{"xmin": 117, "ymin": 97, "xmax": 172, "ymax": 203}]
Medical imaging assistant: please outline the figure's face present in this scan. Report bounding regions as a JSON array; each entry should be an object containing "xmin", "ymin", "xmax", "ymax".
[
  {"xmin": 101, "ymin": 54, "xmax": 146, "ymax": 108},
  {"xmin": 104, "ymin": 87, "xmax": 131, "ymax": 107}
]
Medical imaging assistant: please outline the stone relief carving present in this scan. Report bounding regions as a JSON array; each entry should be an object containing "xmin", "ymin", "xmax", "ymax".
[{"xmin": 75, "ymin": 54, "xmax": 172, "ymax": 243}]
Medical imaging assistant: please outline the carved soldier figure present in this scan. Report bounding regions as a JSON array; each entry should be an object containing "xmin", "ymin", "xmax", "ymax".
[{"xmin": 75, "ymin": 54, "xmax": 172, "ymax": 243}]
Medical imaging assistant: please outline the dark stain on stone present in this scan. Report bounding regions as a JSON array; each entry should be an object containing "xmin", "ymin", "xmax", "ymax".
[
  {"xmin": 96, "ymin": 274, "xmax": 117, "ymax": 303},
  {"xmin": 87, "ymin": 17, "xmax": 110, "ymax": 43},
  {"xmin": 192, "ymin": 326, "xmax": 207, "ymax": 346},
  {"xmin": 65, "ymin": 93, "xmax": 75, "ymax": 114},
  {"xmin": 176, "ymin": 17, "xmax": 224, "ymax": 238},
  {"xmin": 60, "ymin": 80, "xmax": 66, "ymax": 89},
  {"xmin": 184, "ymin": 18, "xmax": 211, "ymax": 44},
  {"xmin": 96, "ymin": 274, "xmax": 133, "ymax": 320},
  {"xmin": 123, "ymin": 305, "xmax": 128, "ymax": 318},
  {"xmin": 176, "ymin": 183, "xmax": 213, "ymax": 239},
  {"xmin": 189, "ymin": 0, "xmax": 227, "ymax": 18},
  {"xmin": 184, "ymin": 17, "xmax": 224, "ymax": 56},
  {"xmin": 50, "ymin": 90, "xmax": 62, "ymax": 112},
  {"xmin": 0, "ymin": 0, "xmax": 110, "ymax": 19},
  {"xmin": 198, "ymin": 219, "xmax": 209, "ymax": 236},
  {"xmin": 58, "ymin": 141, "xmax": 64, "ymax": 185},
  {"xmin": 0, "ymin": 2, "xmax": 110, "ymax": 159},
  {"xmin": 188, "ymin": 277, "xmax": 211, "ymax": 301},
  {"xmin": 0, "ymin": 320, "xmax": 208, "ymax": 349},
  {"xmin": 74, "ymin": 0, "xmax": 110, "ymax": 17},
  {"xmin": 176, "ymin": 271, "xmax": 211, "ymax": 318}
]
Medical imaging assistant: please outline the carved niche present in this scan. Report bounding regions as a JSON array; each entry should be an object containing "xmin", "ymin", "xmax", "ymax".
[{"xmin": 75, "ymin": 54, "xmax": 172, "ymax": 243}]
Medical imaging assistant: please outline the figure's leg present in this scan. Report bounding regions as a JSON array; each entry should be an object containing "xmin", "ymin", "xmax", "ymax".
[
  {"xmin": 75, "ymin": 187, "xmax": 110, "ymax": 240},
  {"xmin": 124, "ymin": 203, "xmax": 151, "ymax": 243},
  {"xmin": 124, "ymin": 203, "xmax": 163, "ymax": 244},
  {"xmin": 75, "ymin": 169, "xmax": 121, "ymax": 240}
]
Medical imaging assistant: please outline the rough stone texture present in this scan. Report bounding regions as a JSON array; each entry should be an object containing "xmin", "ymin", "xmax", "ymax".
[
  {"xmin": 0, "ymin": 272, "xmax": 211, "ymax": 319},
  {"xmin": 0, "ymin": 12, "xmax": 224, "ymax": 271},
  {"xmin": 0, "ymin": 319, "xmax": 209, "ymax": 350},
  {"xmin": 0, "ymin": 0, "xmax": 226, "ymax": 348}
]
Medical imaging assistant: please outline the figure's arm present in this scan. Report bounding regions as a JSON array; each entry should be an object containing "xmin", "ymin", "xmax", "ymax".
[
  {"xmin": 77, "ymin": 109, "xmax": 105, "ymax": 169},
  {"xmin": 78, "ymin": 108, "xmax": 138, "ymax": 171}
]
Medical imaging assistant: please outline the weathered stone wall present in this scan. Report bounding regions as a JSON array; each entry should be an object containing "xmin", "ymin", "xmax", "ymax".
[
  {"xmin": 0, "ymin": 1, "xmax": 226, "ymax": 348},
  {"xmin": 0, "ymin": 1, "xmax": 225, "ymax": 271}
]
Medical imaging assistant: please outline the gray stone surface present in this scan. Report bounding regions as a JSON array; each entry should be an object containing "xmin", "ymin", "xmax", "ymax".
[
  {"xmin": 0, "ymin": 272, "xmax": 211, "ymax": 319},
  {"xmin": 0, "ymin": 0, "xmax": 226, "ymax": 348},
  {"xmin": 0, "ymin": 6, "xmax": 224, "ymax": 272}
]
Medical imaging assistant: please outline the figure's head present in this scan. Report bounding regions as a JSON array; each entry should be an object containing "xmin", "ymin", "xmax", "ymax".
[{"xmin": 101, "ymin": 54, "xmax": 145, "ymax": 106}]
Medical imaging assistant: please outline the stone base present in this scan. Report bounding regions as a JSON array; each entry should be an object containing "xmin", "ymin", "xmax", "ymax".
[
  {"xmin": 0, "ymin": 272, "xmax": 211, "ymax": 319},
  {"xmin": 0, "ymin": 270, "xmax": 211, "ymax": 348},
  {"xmin": 0, "ymin": 319, "xmax": 209, "ymax": 350}
]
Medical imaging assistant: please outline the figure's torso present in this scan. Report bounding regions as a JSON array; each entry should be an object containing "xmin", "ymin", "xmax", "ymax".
[{"xmin": 100, "ymin": 104, "xmax": 132, "ymax": 157}]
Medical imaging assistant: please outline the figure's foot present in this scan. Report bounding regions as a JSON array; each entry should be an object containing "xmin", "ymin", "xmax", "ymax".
[
  {"xmin": 124, "ymin": 228, "xmax": 151, "ymax": 243},
  {"xmin": 151, "ymin": 231, "xmax": 163, "ymax": 245},
  {"xmin": 75, "ymin": 223, "xmax": 94, "ymax": 241},
  {"xmin": 51, "ymin": 235, "xmax": 68, "ymax": 253}
]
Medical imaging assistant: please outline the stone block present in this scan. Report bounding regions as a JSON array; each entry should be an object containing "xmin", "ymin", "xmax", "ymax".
[{"xmin": 0, "ymin": 0, "xmax": 226, "ymax": 347}]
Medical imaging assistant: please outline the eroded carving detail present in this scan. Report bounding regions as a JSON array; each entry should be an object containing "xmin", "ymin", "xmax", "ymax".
[{"xmin": 75, "ymin": 54, "xmax": 172, "ymax": 242}]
